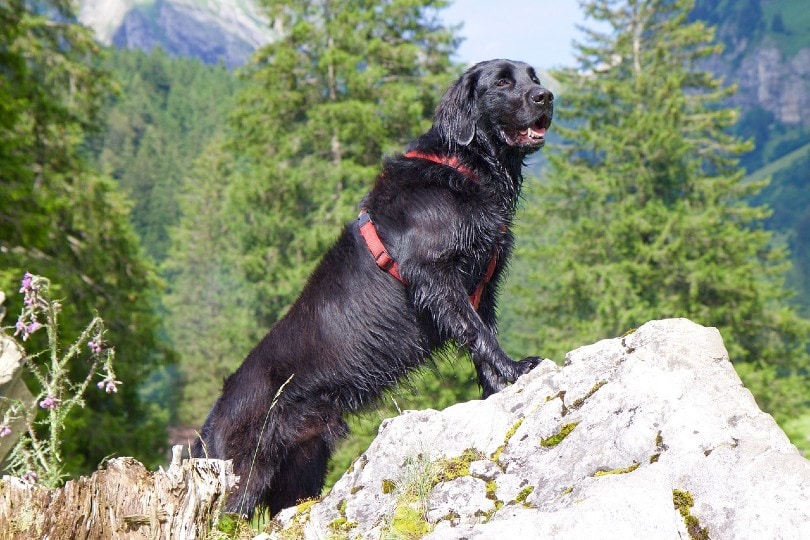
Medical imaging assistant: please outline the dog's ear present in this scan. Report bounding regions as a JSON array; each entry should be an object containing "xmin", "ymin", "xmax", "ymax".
[{"xmin": 434, "ymin": 69, "xmax": 480, "ymax": 147}]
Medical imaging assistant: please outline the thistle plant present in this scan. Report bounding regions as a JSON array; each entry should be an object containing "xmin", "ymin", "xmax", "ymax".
[{"xmin": 1, "ymin": 273, "xmax": 121, "ymax": 487}]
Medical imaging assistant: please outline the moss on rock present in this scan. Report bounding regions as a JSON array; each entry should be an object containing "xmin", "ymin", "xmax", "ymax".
[
  {"xmin": 673, "ymin": 489, "xmax": 710, "ymax": 540},
  {"xmin": 540, "ymin": 422, "xmax": 579, "ymax": 447}
]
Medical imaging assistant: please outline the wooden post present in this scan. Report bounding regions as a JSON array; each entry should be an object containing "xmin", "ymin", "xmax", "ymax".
[{"xmin": 0, "ymin": 330, "xmax": 33, "ymax": 466}]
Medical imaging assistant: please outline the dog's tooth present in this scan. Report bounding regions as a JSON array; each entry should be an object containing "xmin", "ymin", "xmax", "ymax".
[{"xmin": 528, "ymin": 126, "xmax": 546, "ymax": 139}]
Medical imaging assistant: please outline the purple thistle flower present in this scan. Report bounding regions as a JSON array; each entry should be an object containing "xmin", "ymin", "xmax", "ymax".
[
  {"xmin": 19, "ymin": 273, "xmax": 33, "ymax": 293},
  {"xmin": 26, "ymin": 321, "xmax": 42, "ymax": 335},
  {"xmin": 21, "ymin": 471, "xmax": 38, "ymax": 483},
  {"xmin": 39, "ymin": 396, "xmax": 59, "ymax": 410},
  {"xmin": 14, "ymin": 318, "xmax": 41, "ymax": 341},
  {"xmin": 0, "ymin": 425, "xmax": 11, "ymax": 438},
  {"xmin": 19, "ymin": 272, "xmax": 44, "ymax": 309},
  {"xmin": 98, "ymin": 377, "xmax": 120, "ymax": 394},
  {"xmin": 88, "ymin": 338, "xmax": 103, "ymax": 355}
]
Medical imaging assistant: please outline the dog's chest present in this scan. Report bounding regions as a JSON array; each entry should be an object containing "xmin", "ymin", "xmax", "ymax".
[{"xmin": 456, "ymin": 220, "xmax": 510, "ymax": 289}]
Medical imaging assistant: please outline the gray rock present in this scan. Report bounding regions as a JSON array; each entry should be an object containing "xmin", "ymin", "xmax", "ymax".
[
  {"xmin": 268, "ymin": 319, "xmax": 810, "ymax": 539},
  {"xmin": 0, "ymin": 333, "xmax": 24, "ymax": 391},
  {"xmin": 426, "ymin": 476, "xmax": 493, "ymax": 524},
  {"xmin": 467, "ymin": 460, "xmax": 499, "ymax": 482},
  {"xmin": 705, "ymin": 44, "xmax": 810, "ymax": 127},
  {"xmin": 492, "ymin": 473, "xmax": 529, "ymax": 504}
]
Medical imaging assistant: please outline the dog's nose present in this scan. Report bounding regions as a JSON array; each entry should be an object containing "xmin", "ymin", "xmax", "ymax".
[{"xmin": 531, "ymin": 88, "xmax": 554, "ymax": 107}]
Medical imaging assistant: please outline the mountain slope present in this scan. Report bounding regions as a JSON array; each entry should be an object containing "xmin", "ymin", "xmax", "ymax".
[
  {"xmin": 691, "ymin": 0, "xmax": 809, "ymax": 313},
  {"xmin": 78, "ymin": 0, "xmax": 275, "ymax": 68},
  {"xmin": 693, "ymin": 0, "xmax": 810, "ymax": 128}
]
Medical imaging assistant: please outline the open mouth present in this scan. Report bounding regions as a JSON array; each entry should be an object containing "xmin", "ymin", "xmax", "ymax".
[{"xmin": 503, "ymin": 114, "xmax": 551, "ymax": 148}]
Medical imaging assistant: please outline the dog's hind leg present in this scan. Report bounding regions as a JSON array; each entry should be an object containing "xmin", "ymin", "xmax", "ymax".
[
  {"xmin": 265, "ymin": 407, "xmax": 349, "ymax": 515},
  {"xmin": 265, "ymin": 435, "xmax": 332, "ymax": 513}
]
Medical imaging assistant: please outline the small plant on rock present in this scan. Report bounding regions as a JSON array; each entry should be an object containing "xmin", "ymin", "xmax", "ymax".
[{"xmin": 382, "ymin": 453, "xmax": 437, "ymax": 539}]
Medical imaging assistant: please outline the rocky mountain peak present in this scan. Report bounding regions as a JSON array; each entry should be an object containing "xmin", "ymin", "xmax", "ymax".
[
  {"xmin": 77, "ymin": 0, "xmax": 275, "ymax": 68},
  {"xmin": 708, "ymin": 43, "xmax": 810, "ymax": 127}
]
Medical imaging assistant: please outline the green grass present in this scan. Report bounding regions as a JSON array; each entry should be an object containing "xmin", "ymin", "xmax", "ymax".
[{"xmin": 760, "ymin": 0, "xmax": 810, "ymax": 57}]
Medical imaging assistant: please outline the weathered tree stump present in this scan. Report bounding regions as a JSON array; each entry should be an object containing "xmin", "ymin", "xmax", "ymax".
[
  {"xmin": 0, "ymin": 330, "xmax": 33, "ymax": 465},
  {"xmin": 0, "ymin": 446, "xmax": 238, "ymax": 539}
]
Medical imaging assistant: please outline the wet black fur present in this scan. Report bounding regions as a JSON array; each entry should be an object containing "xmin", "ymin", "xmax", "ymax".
[{"xmin": 192, "ymin": 59, "xmax": 554, "ymax": 518}]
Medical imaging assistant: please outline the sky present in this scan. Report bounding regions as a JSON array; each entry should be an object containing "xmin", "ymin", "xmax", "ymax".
[{"xmin": 442, "ymin": 0, "xmax": 591, "ymax": 69}]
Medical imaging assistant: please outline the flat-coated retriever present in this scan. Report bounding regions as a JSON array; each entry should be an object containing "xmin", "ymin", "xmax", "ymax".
[{"xmin": 193, "ymin": 59, "xmax": 554, "ymax": 517}]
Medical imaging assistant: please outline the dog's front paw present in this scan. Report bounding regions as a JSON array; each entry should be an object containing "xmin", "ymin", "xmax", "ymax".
[
  {"xmin": 515, "ymin": 355, "xmax": 542, "ymax": 375},
  {"xmin": 499, "ymin": 356, "xmax": 542, "ymax": 385},
  {"xmin": 479, "ymin": 356, "xmax": 543, "ymax": 398}
]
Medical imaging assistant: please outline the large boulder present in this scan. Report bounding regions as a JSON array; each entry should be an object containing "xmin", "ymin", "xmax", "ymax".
[{"xmin": 269, "ymin": 318, "xmax": 810, "ymax": 539}]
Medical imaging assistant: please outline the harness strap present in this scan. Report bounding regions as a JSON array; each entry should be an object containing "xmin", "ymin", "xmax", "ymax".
[
  {"xmin": 358, "ymin": 151, "xmax": 498, "ymax": 309},
  {"xmin": 357, "ymin": 209, "xmax": 500, "ymax": 310},
  {"xmin": 358, "ymin": 210, "xmax": 407, "ymax": 285},
  {"xmin": 404, "ymin": 150, "xmax": 477, "ymax": 180},
  {"xmin": 470, "ymin": 248, "xmax": 499, "ymax": 310}
]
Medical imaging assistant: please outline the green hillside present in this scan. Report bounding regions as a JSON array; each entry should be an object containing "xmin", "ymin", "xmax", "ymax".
[
  {"xmin": 748, "ymin": 142, "xmax": 810, "ymax": 314},
  {"xmin": 691, "ymin": 0, "xmax": 810, "ymax": 313},
  {"xmin": 692, "ymin": 0, "xmax": 809, "ymax": 52},
  {"xmin": 746, "ymin": 142, "xmax": 810, "ymax": 185},
  {"xmin": 761, "ymin": 0, "xmax": 810, "ymax": 56}
]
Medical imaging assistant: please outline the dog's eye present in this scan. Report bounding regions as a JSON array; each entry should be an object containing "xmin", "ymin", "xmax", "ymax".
[
  {"xmin": 495, "ymin": 78, "xmax": 512, "ymax": 88},
  {"xmin": 531, "ymin": 76, "xmax": 541, "ymax": 85}
]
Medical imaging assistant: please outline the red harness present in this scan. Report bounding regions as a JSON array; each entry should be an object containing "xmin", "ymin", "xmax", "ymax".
[
  {"xmin": 404, "ymin": 150, "xmax": 476, "ymax": 180},
  {"xmin": 358, "ymin": 151, "xmax": 499, "ymax": 310}
]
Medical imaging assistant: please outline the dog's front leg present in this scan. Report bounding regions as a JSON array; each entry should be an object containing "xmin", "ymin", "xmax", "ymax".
[
  {"xmin": 407, "ymin": 268, "xmax": 539, "ymax": 397},
  {"xmin": 474, "ymin": 279, "xmax": 542, "ymax": 394},
  {"xmin": 468, "ymin": 326, "xmax": 541, "ymax": 397}
]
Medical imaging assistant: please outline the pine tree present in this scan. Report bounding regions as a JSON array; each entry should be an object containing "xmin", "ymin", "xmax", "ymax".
[
  {"xmin": 162, "ymin": 141, "xmax": 259, "ymax": 426},
  {"xmin": 509, "ymin": 0, "xmax": 810, "ymax": 422},
  {"xmin": 88, "ymin": 48, "xmax": 240, "ymax": 262},
  {"xmin": 0, "ymin": 0, "xmax": 170, "ymax": 473}
]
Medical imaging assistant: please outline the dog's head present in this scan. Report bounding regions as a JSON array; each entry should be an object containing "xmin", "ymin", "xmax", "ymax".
[{"xmin": 434, "ymin": 59, "xmax": 554, "ymax": 153}]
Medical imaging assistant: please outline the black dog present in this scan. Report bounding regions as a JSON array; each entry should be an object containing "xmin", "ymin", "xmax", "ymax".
[{"xmin": 193, "ymin": 59, "xmax": 553, "ymax": 517}]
